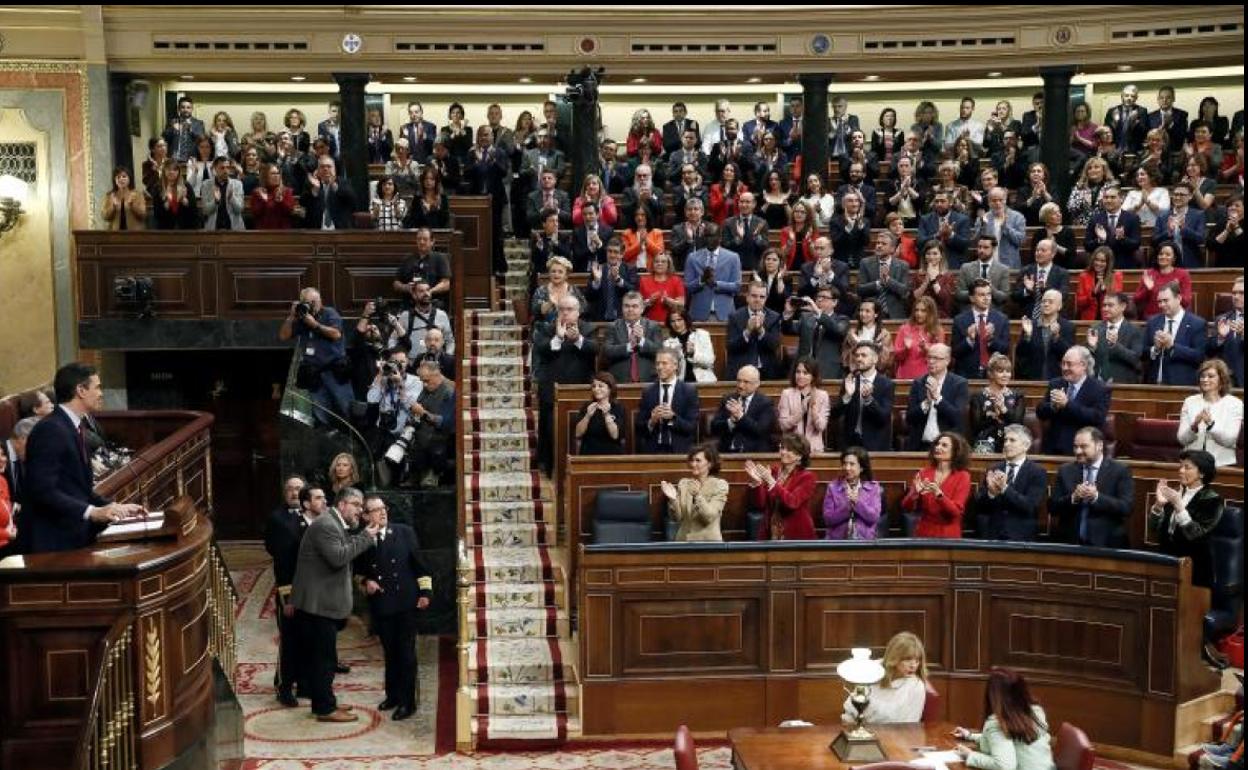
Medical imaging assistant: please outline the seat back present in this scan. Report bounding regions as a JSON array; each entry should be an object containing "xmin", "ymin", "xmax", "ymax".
[
  {"xmin": 921, "ymin": 679, "xmax": 941, "ymax": 722},
  {"xmin": 592, "ymin": 490, "xmax": 652, "ymax": 544},
  {"xmin": 1129, "ymin": 418, "xmax": 1180, "ymax": 462},
  {"xmin": 674, "ymin": 724, "xmax": 699, "ymax": 770},
  {"xmin": 1053, "ymin": 722, "xmax": 1095, "ymax": 770},
  {"xmin": 1210, "ymin": 506, "xmax": 1244, "ymax": 611},
  {"xmin": 1101, "ymin": 413, "xmax": 1117, "ymax": 457}
]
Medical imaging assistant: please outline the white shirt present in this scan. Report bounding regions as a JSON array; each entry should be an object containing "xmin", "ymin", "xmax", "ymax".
[
  {"xmin": 843, "ymin": 675, "xmax": 926, "ymax": 724},
  {"xmin": 922, "ymin": 375, "xmax": 945, "ymax": 443},
  {"xmin": 1178, "ymin": 393, "xmax": 1244, "ymax": 467}
]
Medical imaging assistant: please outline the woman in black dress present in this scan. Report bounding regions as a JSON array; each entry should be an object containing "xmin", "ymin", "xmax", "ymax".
[
  {"xmin": 575, "ymin": 372, "xmax": 626, "ymax": 455},
  {"xmin": 969, "ymin": 353, "xmax": 1026, "ymax": 454}
]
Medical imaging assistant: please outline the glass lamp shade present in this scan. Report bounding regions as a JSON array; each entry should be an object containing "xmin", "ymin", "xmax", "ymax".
[
  {"xmin": 0, "ymin": 175, "xmax": 29, "ymax": 205},
  {"xmin": 836, "ymin": 648, "xmax": 885, "ymax": 686}
]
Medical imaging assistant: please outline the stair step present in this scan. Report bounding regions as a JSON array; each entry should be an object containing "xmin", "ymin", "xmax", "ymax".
[
  {"xmin": 472, "ymin": 714, "xmax": 581, "ymax": 746},
  {"xmin": 467, "ymin": 392, "xmax": 532, "ymax": 410},
  {"xmin": 469, "ymin": 340, "xmax": 529, "ymax": 356},
  {"xmin": 468, "ymin": 312, "xmax": 517, "ymax": 327},
  {"xmin": 472, "ymin": 546, "xmax": 559, "ymax": 583},
  {"xmin": 467, "ymin": 638, "xmax": 577, "ymax": 685},
  {"xmin": 466, "ymin": 471, "xmax": 545, "ymax": 503},
  {"xmin": 467, "ymin": 500, "xmax": 551, "ymax": 525},
  {"xmin": 470, "ymin": 607, "xmax": 571, "ymax": 640},
  {"xmin": 463, "ymin": 409, "xmax": 536, "ymax": 435},
  {"xmin": 473, "ymin": 683, "xmax": 579, "ymax": 717},
  {"xmin": 465, "ymin": 451, "xmax": 533, "ymax": 475},
  {"xmin": 467, "ymin": 521, "xmax": 551, "ymax": 547},
  {"xmin": 464, "ymin": 432, "xmax": 537, "ymax": 455},
  {"xmin": 464, "ymin": 357, "xmax": 529, "ymax": 380},
  {"xmin": 476, "ymin": 580, "xmax": 564, "ymax": 609},
  {"xmin": 471, "ymin": 325, "xmax": 525, "ymax": 341}
]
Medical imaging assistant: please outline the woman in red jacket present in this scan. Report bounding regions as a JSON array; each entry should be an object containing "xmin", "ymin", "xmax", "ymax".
[
  {"xmin": 251, "ymin": 164, "xmax": 299, "ymax": 229},
  {"xmin": 902, "ymin": 432, "xmax": 971, "ymax": 538},
  {"xmin": 1074, "ymin": 246, "xmax": 1124, "ymax": 320},
  {"xmin": 747, "ymin": 434, "xmax": 817, "ymax": 541},
  {"xmin": 0, "ymin": 451, "xmax": 13, "ymax": 553},
  {"xmin": 625, "ymin": 109, "xmax": 663, "ymax": 159},
  {"xmin": 708, "ymin": 162, "xmax": 747, "ymax": 225}
]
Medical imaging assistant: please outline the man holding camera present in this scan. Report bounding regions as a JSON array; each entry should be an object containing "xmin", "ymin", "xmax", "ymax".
[
  {"xmin": 392, "ymin": 229, "xmax": 452, "ymax": 308},
  {"xmin": 280, "ymin": 287, "xmax": 353, "ymax": 427},
  {"xmin": 785, "ymin": 286, "xmax": 851, "ymax": 380},
  {"xmin": 388, "ymin": 280, "xmax": 455, "ymax": 358},
  {"xmin": 402, "ymin": 361, "xmax": 456, "ymax": 489},
  {"xmin": 367, "ymin": 349, "xmax": 423, "ymax": 486}
]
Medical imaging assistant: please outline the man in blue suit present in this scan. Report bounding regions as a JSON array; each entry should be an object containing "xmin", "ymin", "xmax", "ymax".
[
  {"xmin": 1147, "ymin": 85, "xmax": 1189, "ymax": 155},
  {"xmin": 1083, "ymin": 186, "xmax": 1142, "ymax": 268},
  {"xmin": 975, "ymin": 424, "xmax": 1047, "ymax": 541},
  {"xmin": 684, "ymin": 224, "xmax": 741, "ymax": 323},
  {"xmin": 1207, "ymin": 276, "xmax": 1244, "ymax": 387},
  {"xmin": 904, "ymin": 344, "xmax": 969, "ymax": 451},
  {"xmin": 1144, "ymin": 283, "xmax": 1207, "ymax": 386},
  {"xmin": 916, "ymin": 191, "xmax": 972, "ymax": 267},
  {"xmin": 952, "ymin": 280, "xmax": 1011, "ymax": 380},
  {"xmin": 1152, "ymin": 183, "xmax": 1207, "ymax": 268},
  {"xmin": 398, "ymin": 101, "xmax": 438, "ymax": 162},
  {"xmin": 725, "ymin": 282, "xmax": 783, "ymax": 381},
  {"xmin": 1036, "ymin": 346, "xmax": 1111, "ymax": 456},
  {"xmin": 636, "ymin": 350, "xmax": 701, "ymax": 454},
  {"xmin": 25, "ymin": 363, "xmax": 145, "ymax": 553}
]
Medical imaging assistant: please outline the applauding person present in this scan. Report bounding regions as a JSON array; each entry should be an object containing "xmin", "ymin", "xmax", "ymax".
[{"xmin": 663, "ymin": 444, "xmax": 728, "ymax": 542}]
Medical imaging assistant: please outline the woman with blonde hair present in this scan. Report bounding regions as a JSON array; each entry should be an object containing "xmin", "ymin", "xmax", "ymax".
[
  {"xmin": 209, "ymin": 110, "xmax": 240, "ymax": 161},
  {"xmin": 246, "ymin": 111, "xmax": 277, "ymax": 161},
  {"xmin": 1066, "ymin": 156, "xmax": 1114, "ymax": 226},
  {"xmin": 151, "ymin": 160, "xmax": 199, "ymax": 230},
  {"xmin": 842, "ymin": 631, "xmax": 930, "ymax": 724},
  {"xmin": 327, "ymin": 453, "xmax": 360, "ymax": 495},
  {"xmin": 572, "ymin": 173, "xmax": 618, "ymax": 228}
]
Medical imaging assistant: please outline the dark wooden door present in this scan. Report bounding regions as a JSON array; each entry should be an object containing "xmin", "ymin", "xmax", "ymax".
[{"xmin": 124, "ymin": 350, "xmax": 290, "ymax": 540}]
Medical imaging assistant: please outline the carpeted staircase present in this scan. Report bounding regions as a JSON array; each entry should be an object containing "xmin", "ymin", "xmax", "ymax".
[{"xmin": 461, "ymin": 243, "xmax": 579, "ymax": 749}]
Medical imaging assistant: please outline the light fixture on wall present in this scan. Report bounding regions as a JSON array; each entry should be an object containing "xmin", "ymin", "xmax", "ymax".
[{"xmin": 0, "ymin": 174, "xmax": 28, "ymax": 235}]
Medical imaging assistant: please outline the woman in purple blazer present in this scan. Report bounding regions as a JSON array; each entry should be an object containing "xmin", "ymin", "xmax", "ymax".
[{"xmin": 823, "ymin": 446, "xmax": 884, "ymax": 540}]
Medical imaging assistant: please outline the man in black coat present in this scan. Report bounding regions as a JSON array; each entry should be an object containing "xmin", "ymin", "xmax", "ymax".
[
  {"xmin": 1036, "ymin": 346, "xmax": 1110, "ymax": 456},
  {"xmin": 975, "ymin": 425, "xmax": 1047, "ymax": 541},
  {"xmin": 570, "ymin": 202, "xmax": 613, "ymax": 273},
  {"xmin": 1049, "ymin": 427, "xmax": 1134, "ymax": 547},
  {"xmin": 263, "ymin": 477, "xmax": 312, "ymax": 706},
  {"xmin": 354, "ymin": 496, "xmax": 431, "ymax": 721},
  {"xmin": 903, "ymin": 344, "xmax": 969, "ymax": 451},
  {"xmin": 710, "ymin": 366, "xmax": 776, "ymax": 454},
  {"xmin": 1083, "ymin": 186, "xmax": 1142, "ymax": 269},
  {"xmin": 725, "ymin": 281, "xmax": 782, "ymax": 381},
  {"xmin": 830, "ymin": 341, "xmax": 894, "ymax": 452},
  {"xmin": 635, "ymin": 350, "xmax": 701, "ymax": 454},
  {"xmin": 533, "ymin": 296, "xmax": 599, "ymax": 474},
  {"xmin": 720, "ymin": 192, "xmax": 770, "ymax": 274},
  {"xmin": 302, "ymin": 156, "xmax": 357, "ymax": 230},
  {"xmin": 25, "ymin": 363, "xmax": 144, "ymax": 553},
  {"xmin": 785, "ymin": 288, "xmax": 851, "ymax": 381},
  {"xmin": 1207, "ymin": 276, "xmax": 1244, "ymax": 387}
]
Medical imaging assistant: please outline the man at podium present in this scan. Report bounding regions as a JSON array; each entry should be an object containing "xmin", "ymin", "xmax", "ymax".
[{"xmin": 24, "ymin": 363, "xmax": 144, "ymax": 553}]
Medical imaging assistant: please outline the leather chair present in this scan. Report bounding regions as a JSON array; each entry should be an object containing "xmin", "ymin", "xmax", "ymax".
[
  {"xmin": 592, "ymin": 490, "xmax": 652, "ymax": 544},
  {"xmin": 674, "ymin": 724, "xmax": 698, "ymax": 770},
  {"xmin": 1101, "ymin": 413, "xmax": 1117, "ymax": 457},
  {"xmin": 1053, "ymin": 722, "xmax": 1095, "ymax": 770},
  {"xmin": 921, "ymin": 679, "xmax": 941, "ymax": 722},
  {"xmin": 1204, "ymin": 506, "xmax": 1244, "ymax": 644},
  {"xmin": 1129, "ymin": 418, "xmax": 1181, "ymax": 462}
]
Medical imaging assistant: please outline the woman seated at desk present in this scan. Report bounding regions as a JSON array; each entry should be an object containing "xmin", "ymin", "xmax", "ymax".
[
  {"xmin": 662, "ymin": 443, "xmax": 728, "ymax": 542},
  {"xmin": 842, "ymin": 631, "xmax": 929, "ymax": 724},
  {"xmin": 953, "ymin": 668, "xmax": 1056, "ymax": 770}
]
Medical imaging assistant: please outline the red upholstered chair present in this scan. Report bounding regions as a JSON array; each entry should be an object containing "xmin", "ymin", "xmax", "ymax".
[
  {"xmin": 921, "ymin": 679, "xmax": 941, "ymax": 722},
  {"xmin": 674, "ymin": 724, "xmax": 698, "ymax": 770},
  {"xmin": 1129, "ymin": 418, "xmax": 1181, "ymax": 462},
  {"xmin": 1054, "ymin": 722, "xmax": 1095, "ymax": 770}
]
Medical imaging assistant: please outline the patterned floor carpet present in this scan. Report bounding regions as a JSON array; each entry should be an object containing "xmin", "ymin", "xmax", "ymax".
[{"xmin": 221, "ymin": 542, "xmax": 732, "ymax": 768}]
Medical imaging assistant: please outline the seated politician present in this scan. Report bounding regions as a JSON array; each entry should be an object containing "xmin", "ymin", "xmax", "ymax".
[
  {"xmin": 662, "ymin": 444, "xmax": 728, "ymax": 542},
  {"xmin": 842, "ymin": 632, "xmax": 929, "ymax": 724}
]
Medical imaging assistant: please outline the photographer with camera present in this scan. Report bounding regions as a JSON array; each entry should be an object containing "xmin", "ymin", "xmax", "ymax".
[
  {"xmin": 352, "ymin": 296, "xmax": 404, "ymax": 396},
  {"xmin": 280, "ymin": 287, "xmax": 353, "ymax": 427},
  {"xmin": 392, "ymin": 229, "xmax": 452, "ymax": 309},
  {"xmin": 391, "ymin": 360, "xmax": 456, "ymax": 489},
  {"xmin": 388, "ymin": 279, "xmax": 456, "ymax": 358},
  {"xmin": 366, "ymin": 349, "xmax": 422, "ymax": 487},
  {"xmin": 413, "ymin": 327, "xmax": 455, "ymax": 380}
]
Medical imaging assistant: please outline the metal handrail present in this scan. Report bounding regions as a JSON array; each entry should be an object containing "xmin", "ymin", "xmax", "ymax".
[
  {"xmin": 207, "ymin": 540, "xmax": 239, "ymax": 686},
  {"xmin": 73, "ymin": 613, "xmax": 137, "ymax": 770}
]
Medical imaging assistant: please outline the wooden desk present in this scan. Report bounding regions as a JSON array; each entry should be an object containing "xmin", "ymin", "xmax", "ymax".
[{"xmin": 731, "ymin": 723, "xmax": 957, "ymax": 770}]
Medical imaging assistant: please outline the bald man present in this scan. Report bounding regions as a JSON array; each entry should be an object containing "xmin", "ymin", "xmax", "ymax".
[
  {"xmin": 903, "ymin": 343, "xmax": 969, "ymax": 451},
  {"xmin": 709, "ymin": 366, "xmax": 777, "ymax": 454}
]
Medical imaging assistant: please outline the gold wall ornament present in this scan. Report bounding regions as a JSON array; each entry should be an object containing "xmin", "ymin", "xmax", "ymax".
[{"xmin": 144, "ymin": 620, "xmax": 161, "ymax": 709}]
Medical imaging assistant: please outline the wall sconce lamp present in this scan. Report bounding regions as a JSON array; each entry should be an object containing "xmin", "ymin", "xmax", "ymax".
[{"xmin": 0, "ymin": 175, "xmax": 29, "ymax": 235}]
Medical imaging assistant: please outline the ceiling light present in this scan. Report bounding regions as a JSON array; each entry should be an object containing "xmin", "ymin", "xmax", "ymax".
[
  {"xmin": 746, "ymin": 77, "xmax": 762, "ymax": 84},
  {"xmin": 1117, "ymin": 64, "xmax": 1133, "ymax": 72},
  {"xmin": 179, "ymin": 74, "xmax": 194, "ymax": 81},
  {"xmin": 518, "ymin": 76, "xmax": 532, "ymax": 84},
  {"xmin": 403, "ymin": 76, "xmax": 417, "ymax": 82},
  {"xmin": 986, "ymin": 71, "xmax": 1002, "ymax": 78},
  {"xmin": 632, "ymin": 77, "xmax": 647, "ymax": 84},
  {"xmin": 290, "ymin": 75, "xmax": 306, "ymax": 82},
  {"xmin": 862, "ymin": 75, "xmax": 881, "ymax": 82}
]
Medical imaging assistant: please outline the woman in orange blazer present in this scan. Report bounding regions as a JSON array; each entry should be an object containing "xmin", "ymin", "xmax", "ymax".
[
  {"xmin": 620, "ymin": 206, "xmax": 666, "ymax": 269},
  {"xmin": 902, "ymin": 432, "xmax": 972, "ymax": 539}
]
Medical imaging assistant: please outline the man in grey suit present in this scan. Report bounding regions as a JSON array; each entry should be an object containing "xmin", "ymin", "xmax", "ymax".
[
  {"xmin": 956, "ymin": 235, "xmax": 1011, "ymax": 311},
  {"xmin": 1087, "ymin": 292, "xmax": 1144, "ymax": 384},
  {"xmin": 603, "ymin": 292, "xmax": 664, "ymax": 384},
  {"xmin": 971, "ymin": 187, "xmax": 1027, "ymax": 268},
  {"xmin": 199, "ymin": 156, "xmax": 245, "ymax": 231},
  {"xmin": 292, "ymin": 487, "xmax": 380, "ymax": 722},
  {"xmin": 857, "ymin": 231, "xmax": 912, "ymax": 320}
]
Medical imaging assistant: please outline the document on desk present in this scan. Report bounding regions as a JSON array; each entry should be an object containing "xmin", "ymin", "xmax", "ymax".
[
  {"xmin": 106, "ymin": 512, "xmax": 165, "ymax": 536},
  {"xmin": 913, "ymin": 750, "xmax": 964, "ymax": 770}
]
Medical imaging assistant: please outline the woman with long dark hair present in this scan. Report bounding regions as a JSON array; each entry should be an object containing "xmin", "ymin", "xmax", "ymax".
[{"xmin": 953, "ymin": 668, "xmax": 1055, "ymax": 770}]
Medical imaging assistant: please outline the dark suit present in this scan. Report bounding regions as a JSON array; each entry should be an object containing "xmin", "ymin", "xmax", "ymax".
[
  {"xmin": 668, "ymin": 221, "xmax": 709, "ymax": 271},
  {"xmin": 710, "ymin": 392, "xmax": 777, "ymax": 454},
  {"xmin": 916, "ymin": 211, "xmax": 972, "ymax": 267},
  {"xmin": 797, "ymin": 259, "xmax": 852, "ymax": 306},
  {"xmin": 792, "ymin": 311, "xmax": 851, "ymax": 380},
  {"xmin": 1013, "ymin": 318, "xmax": 1074, "ymax": 382},
  {"xmin": 399, "ymin": 120, "xmax": 438, "ymax": 161},
  {"xmin": 1011, "ymin": 263, "xmax": 1070, "ymax": 319},
  {"xmin": 1103, "ymin": 104, "xmax": 1149, "ymax": 153},
  {"xmin": 530, "ymin": 232, "xmax": 572, "ymax": 277},
  {"xmin": 827, "ymin": 114, "xmax": 862, "ymax": 158},
  {"xmin": 1149, "ymin": 488, "xmax": 1223, "ymax": 588},
  {"xmin": 721, "ymin": 215, "xmax": 770, "ymax": 274},
  {"xmin": 366, "ymin": 126, "xmax": 394, "ymax": 164},
  {"xmin": 162, "ymin": 117, "xmax": 207, "ymax": 162},
  {"xmin": 534, "ymin": 319, "xmax": 598, "ymax": 471},
  {"xmin": 1147, "ymin": 108, "xmax": 1189, "ymax": 154},
  {"xmin": 353, "ymin": 524, "xmax": 431, "ymax": 710},
  {"xmin": 662, "ymin": 118, "xmax": 701, "ymax": 156},
  {"xmin": 603, "ymin": 318, "xmax": 663, "ymax": 383},
  {"xmin": 707, "ymin": 140, "xmax": 753, "ymax": 182},
  {"xmin": 857, "ymin": 257, "xmax": 912, "ymax": 320},
  {"xmin": 903, "ymin": 373, "xmax": 969, "ymax": 450},
  {"xmin": 24, "ymin": 407, "xmax": 109, "ymax": 553},
  {"xmin": 828, "ymin": 217, "xmax": 870, "ymax": 269},
  {"xmin": 1020, "ymin": 110, "xmax": 1042, "ymax": 149},
  {"xmin": 1035, "ymin": 376, "xmax": 1111, "ymax": 456},
  {"xmin": 1049, "ymin": 457, "xmax": 1134, "ymax": 547},
  {"xmin": 301, "ymin": 183, "xmax": 357, "ymax": 230},
  {"xmin": 955, "ymin": 261, "xmax": 1011, "ymax": 309},
  {"xmin": 527, "ymin": 188, "xmax": 572, "ymax": 229},
  {"xmin": 618, "ymin": 187, "xmax": 664, "ymax": 229},
  {"xmin": 1152, "ymin": 208, "xmax": 1207, "ymax": 269},
  {"xmin": 264, "ymin": 505, "xmax": 310, "ymax": 697},
  {"xmin": 635, "ymin": 380, "xmax": 701, "ymax": 454},
  {"xmin": 571, "ymin": 225, "xmax": 614, "ymax": 273},
  {"xmin": 975, "ymin": 459, "xmax": 1047, "ymax": 541},
  {"xmin": 951, "ymin": 309, "xmax": 1010, "ymax": 379},
  {"xmin": 725, "ymin": 307, "xmax": 783, "ymax": 381},
  {"xmin": 829, "ymin": 373, "xmax": 894, "ymax": 451},
  {"xmin": 1208, "ymin": 311, "xmax": 1244, "ymax": 388},
  {"xmin": 1084, "ymin": 209, "xmax": 1142, "ymax": 269},
  {"xmin": 1143, "ymin": 312, "xmax": 1207, "ymax": 386},
  {"xmin": 462, "ymin": 146, "xmax": 509, "ymax": 199},
  {"xmin": 586, "ymin": 263, "xmax": 639, "ymax": 322},
  {"xmin": 1090, "ymin": 320, "xmax": 1145, "ymax": 384}
]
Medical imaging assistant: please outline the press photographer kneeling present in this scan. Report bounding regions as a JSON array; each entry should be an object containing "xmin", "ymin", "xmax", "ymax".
[
  {"xmin": 377, "ymin": 359, "xmax": 455, "ymax": 490},
  {"xmin": 366, "ymin": 348, "xmax": 422, "ymax": 487},
  {"xmin": 280, "ymin": 287, "xmax": 353, "ymax": 427},
  {"xmin": 352, "ymin": 297, "xmax": 403, "ymax": 397}
]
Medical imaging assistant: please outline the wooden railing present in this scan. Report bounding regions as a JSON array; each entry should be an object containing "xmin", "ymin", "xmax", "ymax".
[{"xmin": 73, "ymin": 613, "xmax": 137, "ymax": 770}]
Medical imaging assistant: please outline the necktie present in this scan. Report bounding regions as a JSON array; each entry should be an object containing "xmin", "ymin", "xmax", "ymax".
[
  {"xmin": 661, "ymin": 384, "xmax": 672, "ymax": 445},
  {"xmin": 1006, "ymin": 463, "xmax": 1017, "ymax": 487},
  {"xmin": 1156, "ymin": 318, "xmax": 1174, "ymax": 383},
  {"xmin": 77, "ymin": 421, "xmax": 89, "ymax": 465},
  {"xmin": 1078, "ymin": 465, "xmax": 1097, "ymax": 543},
  {"xmin": 980, "ymin": 262, "xmax": 989, "ymax": 280},
  {"xmin": 1108, "ymin": 214, "xmax": 1117, "ymax": 235},
  {"xmin": 812, "ymin": 318, "xmax": 824, "ymax": 358},
  {"xmin": 629, "ymin": 324, "xmax": 640, "ymax": 381},
  {"xmin": 1032, "ymin": 269, "xmax": 1047, "ymax": 323},
  {"xmin": 321, "ymin": 186, "xmax": 332, "ymax": 229},
  {"xmin": 978, "ymin": 313, "xmax": 990, "ymax": 370},
  {"xmin": 854, "ymin": 374, "xmax": 865, "ymax": 436}
]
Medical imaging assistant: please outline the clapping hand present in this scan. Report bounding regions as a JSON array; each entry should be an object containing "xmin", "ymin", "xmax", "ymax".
[
  {"xmin": 985, "ymin": 469, "xmax": 1007, "ymax": 496},
  {"xmin": 1086, "ymin": 327, "xmax": 1100, "ymax": 348},
  {"xmin": 1218, "ymin": 317, "xmax": 1234, "ymax": 339},
  {"xmin": 1155, "ymin": 480, "xmax": 1181, "ymax": 506},
  {"xmin": 726, "ymin": 397, "xmax": 745, "ymax": 421},
  {"xmin": 1021, "ymin": 317, "xmax": 1034, "ymax": 337},
  {"xmin": 1049, "ymin": 388, "xmax": 1069, "ymax": 409},
  {"xmin": 1153, "ymin": 329, "xmax": 1173, "ymax": 350},
  {"xmin": 842, "ymin": 375, "xmax": 858, "ymax": 399},
  {"xmin": 743, "ymin": 459, "xmax": 764, "ymax": 485},
  {"xmin": 590, "ymin": 261, "xmax": 602, "ymax": 282},
  {"xmin": 660, "ymin": 480, "xmax": 678, "ymax": 501},
  {"xmin": 859, "ymin": 381, "xmax": 874, "ymax": 401},
  {"xmin": 983, "ymin": 322, "xmax": 995, "ymax": 339}
]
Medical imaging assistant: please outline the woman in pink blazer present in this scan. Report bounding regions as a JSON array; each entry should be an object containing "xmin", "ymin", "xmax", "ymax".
[{"xmin": 778, "ymin": 357, "xmax": 831, "ymax": 453}]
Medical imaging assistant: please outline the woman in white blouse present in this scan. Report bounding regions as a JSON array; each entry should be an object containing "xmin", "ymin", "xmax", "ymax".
[
  {"xmin": 1121, "ymin": 165, "xmax": 1169, "ymax": 228},
  {"xmin": 663, "ymin": 310, "xmax": 716, "ymax": 383},
  {"xmin": 1178, "ymin": 359, "xmax": 1244, "ymax": 467},
  {"xmin": 799, "ymin": 173, "xmax": 836, "ymax": 230},
  {"xmin": 842, "ymin": 631, "xmax": 929, "ymax": 724}
]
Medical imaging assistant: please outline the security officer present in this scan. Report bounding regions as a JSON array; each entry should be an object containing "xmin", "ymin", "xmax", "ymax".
[
  {"xmin": 262, "ymin": 477, "xmax": 315, "ymax": 706},
  {"xmin": 354, "ymin": 494, "xmax": 431, "ymax": 721}
]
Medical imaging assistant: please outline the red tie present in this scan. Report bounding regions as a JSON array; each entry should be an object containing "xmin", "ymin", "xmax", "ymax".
[
  {"xmin": 978, "ymin": 314, "xmax": 990, "ymax": 369},
  {"xmin": 77, "ymin": 421, "xmax": 89, "ymax": 465}
]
